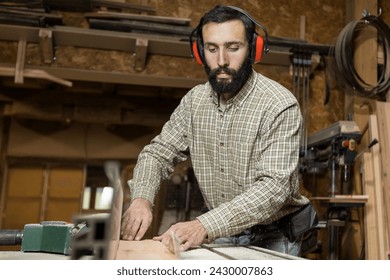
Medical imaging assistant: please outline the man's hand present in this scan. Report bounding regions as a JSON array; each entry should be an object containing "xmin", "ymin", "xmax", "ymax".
[
  {"xmin": 153, "ymin": 219, "xmax": 208, "ymax": 251},
  {"xmin": 121, "ymin": 198, "xmax": 152, "ymax": 241}
]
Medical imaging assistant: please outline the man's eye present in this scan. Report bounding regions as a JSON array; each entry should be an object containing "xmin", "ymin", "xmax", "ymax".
[
  {"xmin": 228, "ymin": 46, "xmax": 239, "ymax": 52},
  {"xmin": 207, "ymin": 47, "xmax": 217, "ymax": 53}
]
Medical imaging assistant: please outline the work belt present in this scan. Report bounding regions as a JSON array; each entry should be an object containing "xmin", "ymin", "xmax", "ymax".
[
  {"xmin": 232, "ymin": 218, "xmax": 286, "ymax": 239},
  {"xmin": 248, "ymin": 203, "xmax": 319, "ymax": 242},
  {"xmin": 250, "ymin": 219, "xmax": 286, "ymax": 234},
  {"xmin": 231, "ymin": 204, "xmax": 318, "ymax": 241}
]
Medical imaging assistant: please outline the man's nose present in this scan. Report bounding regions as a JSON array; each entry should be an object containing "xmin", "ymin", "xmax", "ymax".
[{"xmin": 217, "ymin": 49, "xmax": 229, "ymax": 67}]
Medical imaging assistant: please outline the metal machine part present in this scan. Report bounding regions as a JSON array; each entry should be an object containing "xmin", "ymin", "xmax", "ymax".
[
  {"xmin": 300, "ymin": 120, "xmax": 362, "ymax": 195},
  {"xmin": 0, "ymin": 230, "xmax": 23, "ymax": 246},
  {"xmin": 71, "ymin": 160, "xmax": 123, "ymax": 260},
  {"xmin": 181, "ymin": 244, "xmax": 303, "ymax": 260},
  {"xmin": 0, "ymin": 221, "xmax": 87, "ymax": 255},
  {"xmin": 71, "ymin": 213, "xmax": 112, "ymax": 259},
  {"xmin": 299, "ymin": 121, "xmax": 373, "ymax": 259}
]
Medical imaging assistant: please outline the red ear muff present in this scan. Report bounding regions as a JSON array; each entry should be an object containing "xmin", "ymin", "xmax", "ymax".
[
  {"xmin": 192, "ymin": 41, "xmax": 203, "ymax": 65},
  {"xmin": 252, "ymin": 34, "xmax": 265, "ymax": 64}
]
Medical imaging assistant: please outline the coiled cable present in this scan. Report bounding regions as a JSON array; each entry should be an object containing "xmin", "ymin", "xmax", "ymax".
[{"xmin": 334, "ymin": 14, "xmax": 390, "ymax": 98}]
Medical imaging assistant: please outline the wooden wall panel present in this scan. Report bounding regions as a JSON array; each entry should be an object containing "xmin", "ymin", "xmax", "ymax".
[
  {"xmin": 48, "ymin": 166, "xmax": 84, "ymax": 198},
  {"xmin": 45, "ymin": 165, "xmax": 85, "ymax": 222},
  {"xmin": 1, "ymin": 165, "xmax": 44, "ymax": 229},
  {"xmin": 3, "ymin": 200, "xmax": 41, "ymax": 229},
  {"xmin": 7, "ymin": 166, "xmax": 44, "ymax": 197},
  {"xmin": 45, "ymin": 200, "xmax": 81, "ymax": 223},
  {"xmin": 7, "ymin": 120, "xmax": 157, "ymax": 160},
  {"xmin": 1, "ymin": 164, "xmax": 85, "ymax": 230}
]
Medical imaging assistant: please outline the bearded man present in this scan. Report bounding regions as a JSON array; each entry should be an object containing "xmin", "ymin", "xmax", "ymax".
[{"xmin": 121, "ymin": 5, "xmax": 310, "ymax": 256}]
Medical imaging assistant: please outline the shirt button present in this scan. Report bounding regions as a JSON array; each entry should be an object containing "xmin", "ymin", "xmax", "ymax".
[
  {"xmin": 220, "ymin": 142, "xmax": 224, "ymax": 146},
  {"xmin": 220, "ymin": 168, "xmax": 224, "ymax": 172},
  {"xmin": 221, "ymin": 194, "xmax": 225, "ymax": 198}
]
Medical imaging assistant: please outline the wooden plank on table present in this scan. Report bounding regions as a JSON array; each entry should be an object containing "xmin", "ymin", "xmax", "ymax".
[
  {"xmin": 362, "ymin": 152, "xmax": 380, "ymax": 259},
  {"xmin": 115, "ymin": 240, "xmax": 179, "ymax": 260},
  {"xmin": 368, "ymin": 114, "xmax": 386, "ymax": 259},
  {"xmin": 375, "ymin": 101, "xmax": 390, "ymax": 254}
]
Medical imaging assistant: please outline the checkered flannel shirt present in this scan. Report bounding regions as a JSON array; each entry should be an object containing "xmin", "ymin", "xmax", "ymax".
[{"xmin": 129, "ymin": 70, "xmax": 309, "ymax": 241}]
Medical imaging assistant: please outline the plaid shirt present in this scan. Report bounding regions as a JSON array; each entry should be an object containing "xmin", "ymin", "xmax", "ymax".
[{"xmin": 129, "ymin": 70, "xmax": 309, "ymax": 241}]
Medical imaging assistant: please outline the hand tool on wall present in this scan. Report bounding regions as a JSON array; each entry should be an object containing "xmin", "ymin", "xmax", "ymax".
[{"xmin": 291, "ymin": 48, "xmax": 312, "ymax": 159}]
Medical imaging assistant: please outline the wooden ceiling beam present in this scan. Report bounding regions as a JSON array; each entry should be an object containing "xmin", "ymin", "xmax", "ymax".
[
  {"xmin": 0, "ymin": 24, "xmax": 305, "ymax": 66},
  {"xmin": 0, "ymin": 63, "xmax": 204, "ymax": 89}
]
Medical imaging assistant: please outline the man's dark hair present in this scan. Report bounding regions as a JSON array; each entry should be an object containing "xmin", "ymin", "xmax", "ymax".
[
  {"xmin": 194, "ymin": 5, "xmax": 256, "ymax": 55},
  {"xmin": 201, "ymin": 5, "xmax": 255, "ymax": 44}
]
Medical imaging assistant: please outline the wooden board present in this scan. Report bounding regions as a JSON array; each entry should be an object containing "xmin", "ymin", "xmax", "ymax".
[
  {"xmin": 115, "ymin": 239, "xmax": 178, "ymax": 260},
  {"xmin": 375, "ymin": 101, "xmax": 390, "ymax": 256},
  {"xmin": 362, "ymin": 152, "xmax": 380, "ymax": 259},
  {"xmin": 368, "ymin": 114, "xmax": 386, "ymax": 259},
  {"xmin": 310, "ymin": 195, "xmax": 368, "ymax": 204}
]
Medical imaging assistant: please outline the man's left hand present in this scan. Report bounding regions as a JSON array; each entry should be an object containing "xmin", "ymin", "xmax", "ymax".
[{"xmin": 153, "ymin": 219, "xmax": 208, "ymax": 251}]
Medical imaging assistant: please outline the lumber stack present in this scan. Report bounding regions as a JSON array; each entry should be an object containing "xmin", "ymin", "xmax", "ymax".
[
  {"xmin": 0, "ymin": 1, "xmax": 190, "ymax": 38},
  {"xmin": 86, "ymin": 11, "xmax": 192, "ymax": 38},
  {"xmin": 361, "ymin": 101, "xmax": 390, "ymax": 260},
  {"xmin": 0, "ymin": 0, "xmax": 156, "ymax": 13},
  {"xmin": 0, "ymin": 0, "xmax": 157, "ymax": 27},
  {"xmin": 0, "ymin": 5, "xmax": 63, "ymax": 27}
]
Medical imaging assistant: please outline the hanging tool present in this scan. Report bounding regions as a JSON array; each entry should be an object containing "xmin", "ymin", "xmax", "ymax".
[{"xmin": 291, "ymin": 48, "xmax": 312, "ymax": 157}]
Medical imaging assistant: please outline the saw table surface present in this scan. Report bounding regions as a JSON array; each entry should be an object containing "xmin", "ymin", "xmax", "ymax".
[
  {"xmin": 182, "ymin": 244, "xmax": 303, "ymax": 260},
  {"xmin": 0, "ymin": 244, "xmax": 303, "ymax": 260}
]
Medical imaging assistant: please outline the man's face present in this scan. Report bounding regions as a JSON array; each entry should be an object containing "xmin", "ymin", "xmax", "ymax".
[{"xmin": 202, "ymin": 20, "xmax": 252, "ymax": 95}]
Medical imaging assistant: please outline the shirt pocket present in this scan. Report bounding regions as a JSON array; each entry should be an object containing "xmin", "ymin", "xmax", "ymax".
[{"xmin": 230, "ymin": 142, "xmax": 254, "ymax": 188}]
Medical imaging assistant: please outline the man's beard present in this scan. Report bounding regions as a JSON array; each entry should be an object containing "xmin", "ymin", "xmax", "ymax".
[{"xmin": 205, "ymin": 57, "xmax": 252, "ymax": 96}]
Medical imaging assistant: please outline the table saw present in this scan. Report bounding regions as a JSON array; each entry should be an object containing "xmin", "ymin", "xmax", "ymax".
[
  {"xmin": 0, "ymin": 243, "xmax": 302, "ymax": 260},
  {"xmin": 0, "ymin": 161, "xmax": 303, "ymax": 261}
]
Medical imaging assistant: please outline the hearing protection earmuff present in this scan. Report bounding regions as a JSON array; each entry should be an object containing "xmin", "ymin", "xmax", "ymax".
[{"xmin": 190, "ymin": 5, "xmax": 269, "ymax": 65}]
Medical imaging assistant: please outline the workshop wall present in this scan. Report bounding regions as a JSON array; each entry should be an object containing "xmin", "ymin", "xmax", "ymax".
[
  {"xmin": 0, "ymin": 0, "xmax": 388, "ymax": 259},
  {"xmin": 0, "ymin": 0, "xmax": 347, "ymax": 125},
  {"xmin": 7, "ymin": 120, "xmax": 160, "ymax": 159},
  {"xmin": 0, "ymin": 0, "xmax": 348, "ymax": 153}
]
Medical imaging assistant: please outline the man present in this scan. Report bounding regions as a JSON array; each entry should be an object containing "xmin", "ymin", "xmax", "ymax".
[{"xmin": 121, "ymin": 5, "xmax": 310, "ymax": 256}]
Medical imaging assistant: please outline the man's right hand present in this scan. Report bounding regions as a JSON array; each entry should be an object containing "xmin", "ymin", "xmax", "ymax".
[{"xmin": 121, "ymin": 198, "xmax": 153, "ymax": 241}]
